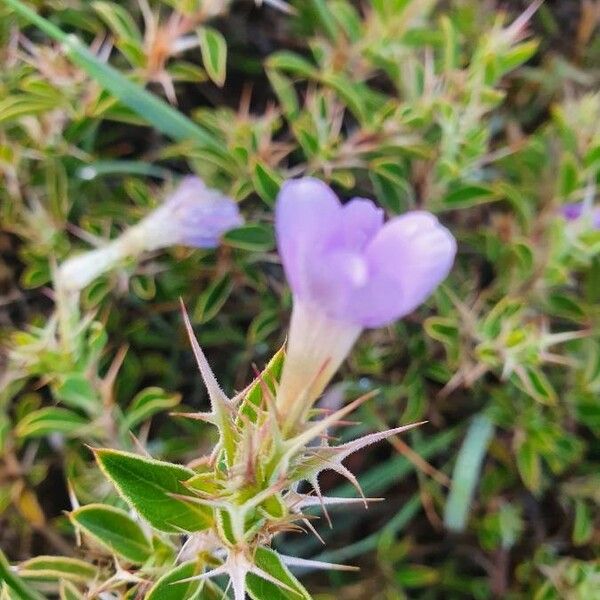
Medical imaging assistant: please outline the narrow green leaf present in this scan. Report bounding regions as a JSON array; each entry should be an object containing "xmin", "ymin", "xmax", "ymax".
[
  {"xmin": 309, "ymin": 0, "xmax": 339, "ymax": 40},
  {"xmin": 60, "ymin": 581, "xmax": 84, "ymax": 600},
  {"xmin": 252, "ymin": 162, "xmax": 282, "ymax": 206},
  {"xmin": 266, "ymin": 51, "xmax": 317, "ymax": 78},
  {"xmin": 0, "ymin": 550, "xmax": 45, "ymax": 600},
  {"xmin": 19, "ymin": 557, "xmax": 97, "ymax": 583},
  {"xmin": 395, "ymin": 565, "xmax": 439, "ymax": 588},
  {"xmin": 497, "ymin": 40, "xmax": 538, "ymax": 75},
  {"xmin": 94, "ymin": 448, "xmax": 212, "ymax": 533},
  {"xmin": 515, "ymin": 366, "xmax": 557, "ymax": 405},
  {"xmin": 321, "ymin": 73, "xmax": 368, "ymax": 122},
  {"xmin": 193, "ymin": 274, "xmax": 233, "ymax": 324},
  {"xmin": 16, "ymin": 408, "xmax": 88, "ymax": 439},
  {"xmin": 266, "ymin": 70, "xmax": 299, "ymax": 119},
  {"xmin": 223, "ymin": 224, "xmax": 275, "ymax": 251},
  {"xmin": 92, "ymin": 1, "xmax": 142, "ymax": 43},
  {"xmin": 197, "ymin": 26, "xmax": 227, "ymax": 87},
  {"xmin": 442, "ymin": 184, "xmax": 496, "ymax": 209},
  {"xmin": 247, "ymin": 310, "xmax": 280, "ymax": 345},
  {"xmin": 247, "ymin": 547, "xmax": 312, "ymax": 600},
  {"xmin": 122, "ymin": 387, "xmax": 181, "ymax": 431},
  {"xmin": 516, "ymin": 439, "xmax": 542, "ymax": 494},
  {"xmin": 146, "ymin": 559, "xmax": 221, "ymax": 600},
  {"xmin": 573, "ymin": 499, "xmax": 593, "ymax": 546},
  {"xmin": 0, "ymin": 95, "xmax": 59, "ymax": 123},
  {"xmin": 330, "ymin": 0, "xmax": 362, "ymax": 41},
  {"xmin": 444, "ymin": 415, "xmax": 494, "ymax": 532},
  {"xmin": 71, "ymin": 504, "xmax": 152, "ymax": 563},
  {"xmin": 53, "ymin": 374, "xmax": 100, "ymax": 414}
]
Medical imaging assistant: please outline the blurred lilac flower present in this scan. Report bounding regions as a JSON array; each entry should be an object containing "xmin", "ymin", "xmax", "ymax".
[
  {"xmin": 58, "ymin": 177, "xmax": 242, "ymax": 292},
  {"xmin": 561, "ymin": 202, "xmax": 600, "ymax": 229},
  {"xmin": 275, "ymin": 177, "xmax": 456, "ymax": 426},
  {"xmin": 143, "ymin": 176, "xmax": 243, "ymax": 250}
]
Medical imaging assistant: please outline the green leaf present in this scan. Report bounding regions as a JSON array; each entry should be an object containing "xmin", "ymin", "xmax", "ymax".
[
  {"xmin": 266, "ymin": 51, "xmax": 317, "ymax": 78},
  {"xmin": 573, "ymin": 499, "xmax": 593, "ymax": 546},
  {"xmin": 0, "ymin": 413, "xmax": 11, "ymax": 453},
  {"xmin": 558, "ymin": 154, "xmax": 579, "ymax": 199},
  {"xmin": 444, "ymin": 414, "xmax": 494, "ymax": 532},
  {"xmin": 198, "ymin": 26, "xmax": 227, "ymax": 87},
  {"xmin": 321, "ymin": 73, "xmax": 368, "ymax": 122},
  {"xmin": 193, "ymin": 274, "xmax": 233, "ymax": 324},
  {"xmin": 497, "ymin": 40, "xmax": 538, "ymax": 75},
  {"xmin": 516, "ymin": 439, "xmax": 542, "ymax": 494},
  {"xmin": 16, "ymin": 408, "xmax": 88, "ymax": 439},
  {"xmin": 60, "ymin": 581, "xmax": 84, "ymax": 600},
  {"xmin": 122, "ymin": 387, "xmax": 181, "ymax": 431},
  {"xmin": 330, "ymin": 0, "xmax": 362, "ymax": 41},
  {"xmin": 266, "ymin": 70, "xmax": 299, "ymax": 119},
  {"xmin": 247, "ymin": 309, "xmax": 280, "ymax": 345},
  {"xmin": 424, "ymin": 317, "xmax": 459, "ymax": 348},
  {"xmin": 92, "ymin": 1, "xmax": 142, "ymax": 43},
  {"xmin": 0, "ymin": 95, "xmax": 59, "ymax": 123},
  {"xmin": 309, "ymin": 0, "xmax": 339, "ymax": 40},
  {"xmin": 515, "ymin": 366, "xmax": 557, "ymax": 405},
  {"xmin": 94, "ymin": 449, "xmax": 212, "ymax": 533},
  {"xmin": 442, "ymin": 184, "xmax": 496, "ymax": 209},
  {"xmin": 395, "ymin": 565, "xmax": 439, "ymax": 588},
  {"xmin": 247, "ymin": 547, "xmax": 312, "ymax": 600},
  {"xmin": 146, "ymin": 560, "xmax": 222, "ymax": 600},
  {"xmin": 53, "ymin": 374, "xmax": 100, "ymax": 414},
  {"xmin": 71, "ymin": 504, "xmax": 152, "ymax": 563},
  {"xmin": 252, "ymin": 162, "xmax": 282, "ymax": 206},
  {"xmin": 223, "ymin": 224, "xmax": 275, "ymax": 251},
  {"xmin": 19, "ymin": 557, "xmax": 97, "ymax": 583},
  {"xmin": 0, "ymin": 550, "xmax": 45, "ymax": 600},
  {"xmin": 239, "ymin": 347, "xmax": 285, "ymax": 423}
]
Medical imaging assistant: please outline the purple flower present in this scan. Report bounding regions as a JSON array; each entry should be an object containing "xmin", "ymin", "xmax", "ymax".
[
  {"xmin": 58, "ymin": 177, "xmax": 242, "ymax": 292},
  {"xmin": 561, "ymin": 202, "xmax": 600, "ymax": 229},
  {"xmin": 145, "ymin": 176, "xmax": 243, "ymax": 250},
  {"xmin": 274, "ymin": 177, "xmax": 456, "ymax": 429},
  {"xmin": 276, "ymin": 177, "xmax": 456, "ymax": 327}
]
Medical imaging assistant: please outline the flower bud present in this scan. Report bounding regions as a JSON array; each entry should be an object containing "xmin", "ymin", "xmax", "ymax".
[{"xmin": 57, "ymin": 177, "xmax": 242, "ymax": 292}]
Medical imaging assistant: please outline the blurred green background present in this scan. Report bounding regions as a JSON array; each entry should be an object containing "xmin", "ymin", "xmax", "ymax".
[{"xmin": 1, "ymin": 1, "xmax": 599, "ymax": 598}]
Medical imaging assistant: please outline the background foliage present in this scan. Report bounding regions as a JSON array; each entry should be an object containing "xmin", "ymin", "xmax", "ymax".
[{"xmin": 1, "ymin": 0, "xmax": 599, "ymax": 598}]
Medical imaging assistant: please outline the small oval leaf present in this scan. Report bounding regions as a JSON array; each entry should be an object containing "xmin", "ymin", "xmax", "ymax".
[
  {"xmin": 197, "ymin": 26, "xmax": 227, "ymax": 87},
  {"xmin": 71, "ymin": 504, "xmax": 152, "ymax": 563}
]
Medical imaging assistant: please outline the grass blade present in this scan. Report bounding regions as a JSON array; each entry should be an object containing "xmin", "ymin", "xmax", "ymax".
[
  {"xmin": 3, "ymin": 0, "xmax": 222, "ymax": 152},
  {"xmin": 444, "ymin": 414, "xmax": 494, "ymax": 532}
]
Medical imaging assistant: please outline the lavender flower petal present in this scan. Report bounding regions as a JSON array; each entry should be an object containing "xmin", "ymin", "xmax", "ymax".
[
  {"xmin": 164, "ymin": 176, "xmax": 243, "ymax": 248},
  {"xmin": 358, "ymin": 212, "xmax": 457, "ymax": 326},
  {"xmin": 561, "ymin": 201, "xmax": 600, "ymax": 229},
  {"xmin": 275, "ymin": 178, "xmax": 456, "ymax": 328},
  {"xmin": 561, "ymin": 202, "xmax": 584, "ymax": 221}
]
